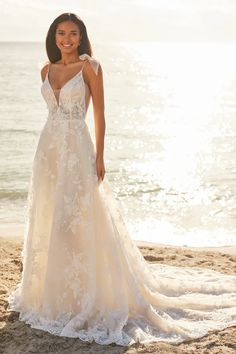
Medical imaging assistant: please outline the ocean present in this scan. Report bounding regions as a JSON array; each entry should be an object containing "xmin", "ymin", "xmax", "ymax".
[{"xmin": 1, "ymin": 41, "xmax": 236, "ymax": 247}]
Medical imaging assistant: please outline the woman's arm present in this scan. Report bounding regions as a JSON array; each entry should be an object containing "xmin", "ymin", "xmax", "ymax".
[{"xmin": 83, "ymin": 60, "xmax": 106, "ymax": 181}]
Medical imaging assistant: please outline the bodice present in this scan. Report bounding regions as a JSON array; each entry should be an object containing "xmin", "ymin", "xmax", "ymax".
[{"xmin": 41, "ymin": 54, "xmax": 100, "ymax": 121}]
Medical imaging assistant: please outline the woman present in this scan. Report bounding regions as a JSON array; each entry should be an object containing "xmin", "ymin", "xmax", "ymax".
[{"xmin": 7, "ymin": 13, "xmax": 236, "ymax": 347}]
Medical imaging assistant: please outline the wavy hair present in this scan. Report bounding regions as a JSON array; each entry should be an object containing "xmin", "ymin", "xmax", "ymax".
[{"xmin": 45, "ymin": 13, "xmax": 92, "ymax": 63}]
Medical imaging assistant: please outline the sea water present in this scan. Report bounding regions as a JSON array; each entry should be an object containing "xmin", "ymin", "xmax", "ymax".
[{"xmin": 1, "ymin": 41, "xmax": 236, "ymax": 247}]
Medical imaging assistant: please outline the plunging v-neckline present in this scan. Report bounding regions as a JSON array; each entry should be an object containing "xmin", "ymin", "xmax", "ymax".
[{"xmin": 46, "ymin": 69, "xmax": 84, "ymax": 108}]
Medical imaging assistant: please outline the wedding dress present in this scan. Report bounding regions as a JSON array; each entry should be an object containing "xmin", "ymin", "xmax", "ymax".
[{"xmin": 7, "ymin": 54, "xmax": 236, "ymax": 347}]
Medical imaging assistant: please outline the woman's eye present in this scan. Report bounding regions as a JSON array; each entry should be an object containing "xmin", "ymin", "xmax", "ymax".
[{"xmin": 57, "ymin": 32, "xmax": 77, "ymax": 36}]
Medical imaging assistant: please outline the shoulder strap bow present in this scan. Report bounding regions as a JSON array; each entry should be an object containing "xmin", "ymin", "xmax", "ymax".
[{"xmin": 79, "ymin": 53, "xmax": 100, "ymax": 75}]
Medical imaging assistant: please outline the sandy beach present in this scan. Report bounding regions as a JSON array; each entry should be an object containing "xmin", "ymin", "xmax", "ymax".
[{"xmin": 0, "ymin": 236, "xmax": 235, "ymax": 354}]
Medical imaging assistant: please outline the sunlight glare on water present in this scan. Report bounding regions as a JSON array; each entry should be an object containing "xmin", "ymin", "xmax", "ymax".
[{"xmin": 117, "ymin": 42, "xmax": 236, "ymax": 246}]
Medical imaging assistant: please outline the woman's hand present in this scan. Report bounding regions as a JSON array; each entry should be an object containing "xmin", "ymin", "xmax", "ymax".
[{"xmin": 96, "ymin": 156, "xmax": 106, "ymax": 182}]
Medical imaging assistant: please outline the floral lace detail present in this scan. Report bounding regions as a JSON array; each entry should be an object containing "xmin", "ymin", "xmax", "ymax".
[{"xmin": 7, "ymin": 55, "xmax": 236, "ymax": 346}]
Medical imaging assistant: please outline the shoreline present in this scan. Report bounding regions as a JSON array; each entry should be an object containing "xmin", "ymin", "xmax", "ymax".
[
  {"xmin": 136, "ymin": 240, "xmax": 236, "ymax": 256},
  {"xmin": 1, "ymin": 234, "xmax": 235, "ymax": 256}
]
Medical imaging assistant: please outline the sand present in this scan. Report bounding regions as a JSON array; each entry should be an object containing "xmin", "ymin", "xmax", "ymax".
[{"xmin": 0, "ymin": 236, "xmax": 236, "ymax": 354}]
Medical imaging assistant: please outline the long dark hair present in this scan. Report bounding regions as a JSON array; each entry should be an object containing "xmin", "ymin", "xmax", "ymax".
[{"xmin": 46, "ymin": 13, "xmax": 92, "ymax": 63}]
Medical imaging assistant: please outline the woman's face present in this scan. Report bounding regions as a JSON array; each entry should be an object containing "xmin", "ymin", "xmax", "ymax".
[{"xmin": 55, "ymin": 20, "xmax": 81, "ymax": 53}]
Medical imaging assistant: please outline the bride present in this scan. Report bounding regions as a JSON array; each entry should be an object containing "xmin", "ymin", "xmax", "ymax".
[{"xmin": 7, "ymin": 12, "xmax": 236, "ymax": 347}]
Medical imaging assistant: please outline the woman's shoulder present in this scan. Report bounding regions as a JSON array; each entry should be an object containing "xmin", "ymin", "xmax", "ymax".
[{"xmin": 40, "ymin": 61, "xmax": 51, "ymax": 82}]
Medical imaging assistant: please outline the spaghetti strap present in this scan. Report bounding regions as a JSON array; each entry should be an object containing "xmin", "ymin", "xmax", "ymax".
[
  {"xmin": 80, "ymin": 59, "xmax": 87, "ymax": 72},
  {"xmin": 47, "ymin": 62, "xmax": 51, "ymax": 76}
]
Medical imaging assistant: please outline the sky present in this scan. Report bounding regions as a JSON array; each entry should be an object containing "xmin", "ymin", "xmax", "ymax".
[{"xmin": 1, "ymin": 0, "xmax": 236, "ymax": 42}]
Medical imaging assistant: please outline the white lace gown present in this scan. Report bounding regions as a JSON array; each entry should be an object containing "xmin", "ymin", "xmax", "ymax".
[{"xmin": 7, "ymin": 54, "xmax": 236, "ymax": 346}]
